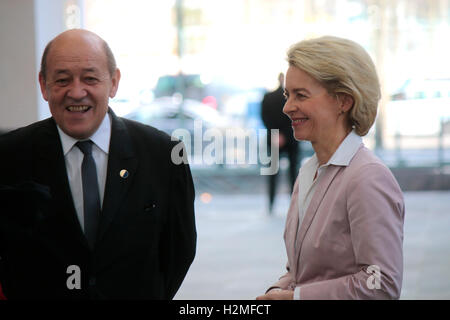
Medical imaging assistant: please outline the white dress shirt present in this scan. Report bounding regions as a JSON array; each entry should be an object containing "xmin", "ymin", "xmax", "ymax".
[
  {"xmin": 293, "ymin": 130, "xmax": 362, "ymax": 300},
  {"xmin": 56, "ymin": 113, "xmax": 111, "ymax": 232}
]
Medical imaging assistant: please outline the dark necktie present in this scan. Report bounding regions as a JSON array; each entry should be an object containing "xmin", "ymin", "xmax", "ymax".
[{"xmin": 76, "ymin": 140, "xmax": 100, "ymax": 249}]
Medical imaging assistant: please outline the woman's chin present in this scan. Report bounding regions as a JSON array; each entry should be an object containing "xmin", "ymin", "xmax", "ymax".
[{"xmin": 293, "ymin": 133, "xmax": 310, "ymax": 142}]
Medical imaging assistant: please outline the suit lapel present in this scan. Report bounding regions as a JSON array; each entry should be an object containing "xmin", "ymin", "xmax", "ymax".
[
  {"xmin": 96, "ymin": 110, "xmax": 138, "ymax": 243},
  {"xmin": 294, "ymin": 165, "xmax": 342, "ymax": 261},
  {"xmin": 284, "ymin": 177, "xmax": 300, "ymax": 276},
  {"xmin": 33, "ymin": 119, "xmax": 89, "ymax": 249}
]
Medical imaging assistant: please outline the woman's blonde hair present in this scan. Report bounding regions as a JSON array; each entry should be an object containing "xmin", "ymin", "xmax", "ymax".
[{"xmin": 287, "ymin": 36, "xmax": 381, "ymax": 136}]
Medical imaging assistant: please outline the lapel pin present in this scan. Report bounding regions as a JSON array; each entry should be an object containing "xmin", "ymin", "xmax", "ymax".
[{"xmin": 120, "ymin": 169, "xmax": 129, "ymax": 179}]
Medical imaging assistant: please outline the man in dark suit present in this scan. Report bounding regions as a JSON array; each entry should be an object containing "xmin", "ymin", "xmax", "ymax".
[
  {"xmin": 0, "ymin": 29, "xmax": 196, "ymax": 299},
  {"xmin": 261, "ymin": 73, "xmax": 300, "ymax": 214}
]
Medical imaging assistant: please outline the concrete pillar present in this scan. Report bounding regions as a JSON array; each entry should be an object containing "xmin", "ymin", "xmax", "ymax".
[
  {"xmin": 0, "ymin": 0, "xmax": 84, "ymax": 131},
  {"xmin": 0, "ymin": 0, "xmax": 38, "ymax": 131}
]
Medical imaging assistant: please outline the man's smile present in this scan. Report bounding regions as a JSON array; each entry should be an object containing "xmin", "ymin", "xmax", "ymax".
[{"xmin": 66, "ymin": 105, "xmax": 92, "ymax": 112}]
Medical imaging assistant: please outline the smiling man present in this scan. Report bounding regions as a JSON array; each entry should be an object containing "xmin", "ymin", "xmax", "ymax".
[
  {"xmin": 0, "ymin": 29, "xmax": 196, "ymax": 300},
  {"xmin": 39, "ymin": 30, "xmax": 120, "ymax": 140}
]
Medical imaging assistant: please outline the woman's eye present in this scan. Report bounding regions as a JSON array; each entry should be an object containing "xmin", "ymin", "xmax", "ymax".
[{"xmin": 284, "ymin": 91, "xmax": 307, "ymax": 100}]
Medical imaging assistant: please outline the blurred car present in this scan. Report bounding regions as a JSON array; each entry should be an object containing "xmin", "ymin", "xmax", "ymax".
[
  {"xmin": 110, "ymin": 87, "xmax": 155, "ymax": 117},
  {"xmin": 154, "ymin": 73, "xmax": 222, "ymax": 110},
  {"xmin": 124, "ymin": 96, "xmax": 229, "ymax": 134},
  {"xmin": 124, "ymin": 96, "xmax": 278, "ymax": 168},
  {"xmin": 154, "ymin": 73, "xmax": 266, "ymax": 129},
  {"xmin": 386, "ymin": 78, "xmax": 450, "ymax": 136},
  {"xmin": 390, "ymin": 78, "xmax": 450, "ymax": 101},
  {"xmin": 154, "ymin": 74, "xmax": 204, "ymax": 99},
  {"xmin": 153, "ymin": 73, "xmax": 262, "ymax": 111},
  {"xmin": 124, "ymin": 97, "xmax": 232, "ymax": 164}
]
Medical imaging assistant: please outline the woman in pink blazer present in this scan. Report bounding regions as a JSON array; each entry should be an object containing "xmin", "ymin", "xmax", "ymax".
[{"xmin": 257, "ymin": 36, "xmax": 405, "ymax": 300}]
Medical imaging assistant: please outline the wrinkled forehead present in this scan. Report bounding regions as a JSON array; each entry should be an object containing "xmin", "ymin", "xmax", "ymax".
[{"xmin": 46, "ymin": 36, "xmax": 108, "ymax": 73}]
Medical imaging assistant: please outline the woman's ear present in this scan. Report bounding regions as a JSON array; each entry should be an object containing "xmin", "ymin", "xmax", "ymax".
[{"xmin": 338, "ymin": 93, "xmax": 354, "ymax": 113}]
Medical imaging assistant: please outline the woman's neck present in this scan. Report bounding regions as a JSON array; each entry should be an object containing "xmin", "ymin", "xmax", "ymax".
[{"xmin": 312, "ymin": 127, "xmax": 352, "ymax": 166}]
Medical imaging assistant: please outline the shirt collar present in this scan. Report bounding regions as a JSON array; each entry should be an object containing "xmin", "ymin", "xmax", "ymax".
[
  {"xmin": 57, "ymin": 112, "xmax": 112, "ymax": 156},
  {"xmin": 326, "ymin": 129, "xmax": 362, "ymax": 167}
]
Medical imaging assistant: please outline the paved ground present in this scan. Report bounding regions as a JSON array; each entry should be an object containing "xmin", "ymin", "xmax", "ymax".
[{"xmin": 174, "ymin": 171, "xmax": 450, "ymax": 300}]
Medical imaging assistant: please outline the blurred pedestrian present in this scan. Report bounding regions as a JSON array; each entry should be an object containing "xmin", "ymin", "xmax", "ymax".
[
  {"xmin": 261, "ymin": 72, "xmax": 300, "ymax": 214},
  {"xmin": 257, "ymin": 36, "xmax": 405, "ymax": 300}
]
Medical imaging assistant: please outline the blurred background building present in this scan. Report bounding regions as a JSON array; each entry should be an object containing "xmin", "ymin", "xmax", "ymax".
[
  {"xmin": 1, "ymin": 0, "xmax": 449, "ymax": 299},
  {"xmin": 2, "ymin": 0, "xmax": 449, "ymax": 171}
]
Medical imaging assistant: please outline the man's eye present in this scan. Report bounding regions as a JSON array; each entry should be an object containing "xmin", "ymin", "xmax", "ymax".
[
  {"xmin": 85, "ymin": 77, "xmax": 99, "ymax": 84},
  {"xmin": 55, "ymin": 79, "xmax": 69, "ymax": 85}
]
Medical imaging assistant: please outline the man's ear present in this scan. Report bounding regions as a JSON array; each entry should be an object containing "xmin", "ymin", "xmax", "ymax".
[
  {"xmin": 109, "ymin": 68, "xmax": 121, "ymax": 98},
  {"xmin": 38, "ymin": 72, "xmax": 49, "ymax": 101}
]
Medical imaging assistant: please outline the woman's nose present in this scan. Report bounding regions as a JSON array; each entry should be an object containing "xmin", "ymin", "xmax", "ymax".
[{"xmin": 283, "ymin": 98, "xmax": 295, "ymax": 116}]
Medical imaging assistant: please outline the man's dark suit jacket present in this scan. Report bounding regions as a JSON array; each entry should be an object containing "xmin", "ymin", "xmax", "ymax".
[{"xmin": 0, "ymin": 109, "xmax": 196, "ymax": 300}]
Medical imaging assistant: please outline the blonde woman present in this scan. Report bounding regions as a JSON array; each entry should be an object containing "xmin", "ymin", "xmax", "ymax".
[{"xmin": 257, "ymin": 36, "xmax": 405, "ymax": 300}]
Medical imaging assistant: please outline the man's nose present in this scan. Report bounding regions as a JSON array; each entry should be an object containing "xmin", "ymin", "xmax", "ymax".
[{"xmin": 67, "ymin": 79, "xmax": 88, "ymax": 100}]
